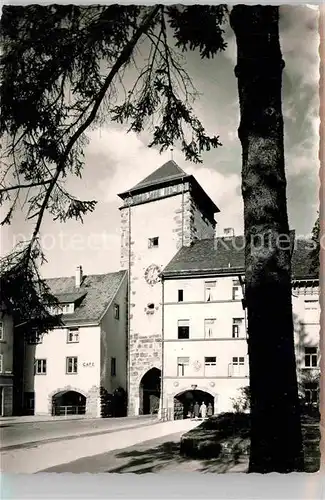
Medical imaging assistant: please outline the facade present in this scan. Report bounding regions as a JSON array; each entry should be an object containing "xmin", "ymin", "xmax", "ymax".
[
  {"xmin": 161, "ymin": 237, "xmax": 320, "ymax": 419},
  {"xmin": 118, "ymin": 160, "xmax": 219, "ymax": 415},
  {"xmin": 3, "ymin": 160, "xmax": 319, "ymax": 421},
  {"xmin": 0, "ymin": 309, "xmax": 14, "ymax": 416},
  {"xmin": 22, "ymin": 268, "xmax": 127, "ymax": 418}
]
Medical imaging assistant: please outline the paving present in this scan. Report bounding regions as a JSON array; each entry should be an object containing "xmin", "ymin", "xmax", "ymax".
[
  {"xmin": 1, "ymin": 419, "xmax": 201, "ymax": 473},
  {"xmin": 0, "ymin": 414, "xmax": 155, "ymax": 450},
  {"xmin": 41, "ymin": 426, "xmax": 248, "ymax": 474}
]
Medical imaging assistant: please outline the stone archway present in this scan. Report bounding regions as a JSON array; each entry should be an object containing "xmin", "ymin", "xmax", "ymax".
[
  {"xmin": 139, "ymin": 367, "xmax": 161, "ymax": 415},
  {"xmin": 48, "ymin": 386, "xmax": 88, "ymax": 416},
  {"xmin": 174, "ymin": 389, "xmax": 215, "ymax": 420}
]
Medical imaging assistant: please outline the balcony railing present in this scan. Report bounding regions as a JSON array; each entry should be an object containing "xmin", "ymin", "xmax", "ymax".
[{"xmin": 52, "ymin": 405, "xmax": 86, "ymax": 416}]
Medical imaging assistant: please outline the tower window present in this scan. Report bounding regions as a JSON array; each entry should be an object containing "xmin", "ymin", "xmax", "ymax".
[
  {"xmin": 178, "ymin": 289, "xmax": 184, "ymax": 302},
  {"xmin": 148, "ymin": 237, "xmax": 159, "ymax": 248}
]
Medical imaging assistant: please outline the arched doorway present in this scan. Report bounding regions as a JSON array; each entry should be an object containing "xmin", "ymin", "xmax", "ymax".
[
  {"xmin": 174, "ymin": 389, "xmax": 214, "ymax": 420},
  {"xmin": 52, "ymin": 390, "xmax": 86, "ymax": 416},
  {"xmin": 139, "ymin": 368, "xmax": 161, "ymax": 415}
]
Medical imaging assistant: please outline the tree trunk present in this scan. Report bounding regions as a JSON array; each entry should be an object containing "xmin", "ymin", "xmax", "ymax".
[{"xmin": 230, "ymin": 5, "xmax": 304, "ymax": 473}]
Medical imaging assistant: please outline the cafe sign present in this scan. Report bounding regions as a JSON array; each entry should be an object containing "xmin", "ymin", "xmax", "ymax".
[{"xmin": 83, "ymin": 361, "xmax": 95, "ymax": 368}]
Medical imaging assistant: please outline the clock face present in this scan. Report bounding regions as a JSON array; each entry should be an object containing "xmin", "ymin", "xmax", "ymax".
[{"xmin": 144, "ymin": 264, "xmax": 160, "ymax": 286}]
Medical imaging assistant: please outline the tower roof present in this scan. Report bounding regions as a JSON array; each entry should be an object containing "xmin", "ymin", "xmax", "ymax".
[
  {"xmin": 118, "ymin": 160, "xmax": 188, "ymax": 198},
  {"xmin": 118, "ymin": 159, "xmax": 220, "ymax": 215}
]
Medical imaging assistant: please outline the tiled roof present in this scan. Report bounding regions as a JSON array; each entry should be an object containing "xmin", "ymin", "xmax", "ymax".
[
  {"xmin": 162, "ymin": 235, "xmax": 319, "ymax": 280},
  {"xmin": 46, "ymin": 270, "xmax": 127, "ymax": 325},
  {"xmin": 119, "ymin": 160, "xmax": 187, "ymax": 196}
]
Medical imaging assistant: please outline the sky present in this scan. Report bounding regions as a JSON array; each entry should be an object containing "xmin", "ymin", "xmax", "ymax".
[{"xmin": 1, "ymin": 5, "xmax": 320, "ymax": 278}]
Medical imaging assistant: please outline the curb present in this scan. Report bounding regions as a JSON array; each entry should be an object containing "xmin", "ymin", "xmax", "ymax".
[{"xmin": 0, "ymin": 418, "xmax": 160, "ymax": 452}]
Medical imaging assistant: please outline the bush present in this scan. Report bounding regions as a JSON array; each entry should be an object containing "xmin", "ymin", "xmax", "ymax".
[{"xmin": 180, "ymin": 412, "xmax": 250, "ymax": 459}]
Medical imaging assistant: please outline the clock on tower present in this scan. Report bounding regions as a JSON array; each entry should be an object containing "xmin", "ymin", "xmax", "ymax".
[{"xmin": 144, "ymin": 264, "xmax": 161, "ymax": 285}]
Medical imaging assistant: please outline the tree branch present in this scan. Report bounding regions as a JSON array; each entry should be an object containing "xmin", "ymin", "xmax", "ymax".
[{"xmin": 29, "ymin": 5, "xmax": 160, "ymax": 245}]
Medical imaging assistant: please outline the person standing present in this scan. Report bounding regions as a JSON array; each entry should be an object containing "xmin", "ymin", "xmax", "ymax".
[
  {"xmin": 200, "ymin": 401, "xmax": 207, "ymax": 419},
  {"xmin": 193, "ymin": 401, "xmax": 200, "ymax": 419},
  {"xmin": 207, "ymin": 402, "xmax": 213, "ymax": 417}
]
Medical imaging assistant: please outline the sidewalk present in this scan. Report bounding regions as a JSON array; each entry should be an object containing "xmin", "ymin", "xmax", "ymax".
[
  {"xmin": 1, "ymin": 419, "xmax": 200, "ymax": 473},
  {"xmin": 0, "ymin": 414, "xmax": 89, "ymax": 425}
]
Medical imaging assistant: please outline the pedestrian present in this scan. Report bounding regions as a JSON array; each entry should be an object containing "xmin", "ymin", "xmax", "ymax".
[
  {"xmin": 207, "ymin": 402, "xmax": 213, "ymax": 417},
  {"xmin": 200, "ymin": 401, "xmax": 207, "ymax": 419},
  {"xmin": 193, "ymin": 401, "xmax": 200, "ymax": 419}
]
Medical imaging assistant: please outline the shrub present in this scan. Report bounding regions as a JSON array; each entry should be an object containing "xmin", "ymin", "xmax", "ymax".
[{"xmin": 180, "ymin": 412, "xmax": 250, "ymax": 459}]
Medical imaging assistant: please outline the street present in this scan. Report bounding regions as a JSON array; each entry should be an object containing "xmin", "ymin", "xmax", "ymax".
[
  {"xmin": 0, "ymin": 415, "xmax": 156, "ymax": 450},
  {"xmin": 1, "ymin": 418, "xmax": 202, "ymax": 473},
  {"xmin": 42, "ymin": 430, "xmax": 248, "ymax": 474}
]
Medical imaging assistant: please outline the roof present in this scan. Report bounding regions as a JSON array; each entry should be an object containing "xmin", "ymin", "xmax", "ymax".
[
  {"xmin": 118, "ymin": 160, "xmax": 220, "ymax": 215},
  {"xmin": 162, "ymin": 235, "xmax": 319, "ymax": 280},
  {"xmin": 118, "ymin": 160, "xmax": 187, "ymax": 197},
  {"xmin": 46, "ymin": 270, "xmax": 127, "ymax": 325}
]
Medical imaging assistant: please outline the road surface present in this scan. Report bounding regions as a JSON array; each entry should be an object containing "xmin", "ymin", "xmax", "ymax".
[
  {"xmin": 1, "ymin": 419, "xmax": 200, "ymax": 473},
  {"xmin": 41, "ymin": 429, "xmax": 248, "ymax": 474},
  {"xmin": 0, "ymin": 415, "xmax": 155, "ymax": 450}
]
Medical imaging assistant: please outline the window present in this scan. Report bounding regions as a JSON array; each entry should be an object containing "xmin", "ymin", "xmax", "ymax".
[
  {"xmin": 204, "ymin": 356, "xmax": 216, "ymax": 376},
  {"xmin": 232, "ymin": 281, "xmax": 241, "ymax": 300},
  {"xmin": 232, "ymin": 357, "xmax": 245, "ymax": 366},
  {"xmin": 66, "ymin": 356, "xmax": 78, "ymax": 374},
  {"xmin": 304, "ymin": 347, "xmax": 318, "ymax": 368},
  {"xmin": 204, "ymin": 318, "xmax": 216, "ymax": 338},
  {"xmin": 67, "ymin": 328, "xmax": 79, "ymax": 343},
  {"xmin": 177, "ymin": 357, "xmax": 189, "ymax": 377},
  {"xmin": 232, "ymin": 318, "xmax": 243, "ymax": 338},
  {"xmin": 114, "ymin": 303, "xmax": 120, "ymax": 320},
  {"xmin": 111, "ymin": 357, "xmax": 116, "ymax": 376},
  {"xmin": 0, "ymin": 321, "xmax": 3, "ymax": 340},
  {"xmin": 148, "ymin": 237, "xmax": 159, "ymax": 248},
  {"xmin": 26, "ymin": 330, "xmax": 43, "ymax": 344},
  {"xmin": 178, "ymin": 319, "xmax": 189, "ymax": 339},
  {"xmin": 0, "ymin": 354, "xmax": 3, "ymax": 373},
  {"xmin": 178, "ymin": 289, "xmax": 184, "ymax": 302},
  {"xmin": 204, "ymin": 281, "xmax": 216, "ymax": 302},
  {"xmin": 304, "ymin": 300, "xmax": 318, "ymax": 310},
  {"xmin": 49, "ymin": 303, "xmax": 74, "ymax": 315},
  {"xmin": 304, "ymin": 383, "xmax": 319, "ymax": 404},
  {"xmin": 35, "ymin": 359, "xmax": 47, "ymax": 375}
]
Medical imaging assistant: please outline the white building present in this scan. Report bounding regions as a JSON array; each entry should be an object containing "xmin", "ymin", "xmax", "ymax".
[
  {"xmin": 160, "ymin": 236, "xmax": 320, "ymax": 419},
  {"xmin": 23, "ymin": 268, "xmax": 127, "ymax": 417}
]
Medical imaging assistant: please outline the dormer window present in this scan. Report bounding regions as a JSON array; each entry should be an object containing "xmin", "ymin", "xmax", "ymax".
[
  {"xmin": 148, "ymin": 237, "xmax": 159, "ymax": 248},
  {"xmin": 67, "ymin": 327, "xmax": 79, "ymax": 343},
  {"xmin": 49, "ymin": 303, "xmax": 74, "ymax": 315}
]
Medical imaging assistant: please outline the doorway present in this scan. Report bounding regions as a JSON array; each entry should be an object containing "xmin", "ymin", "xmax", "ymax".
[
  {"xmin": 139, "ymin": 368, "xmax": 161, "ymax": 415},
  {"xmin": 174, "ymin": 389, "xmax": 214, "ymax": 419}
]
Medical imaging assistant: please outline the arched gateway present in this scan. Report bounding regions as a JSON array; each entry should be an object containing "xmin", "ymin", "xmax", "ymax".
[
  {"xmin": 139, "ymin": 367, "xmax": 161, "ymax": 415},
  {"xmin": 51, "ymin": 390, "xmax": 86, "ymax": 416},
  {"xmin": 174, "ymin": 389, "xmax": 214, "ymax": 420}
]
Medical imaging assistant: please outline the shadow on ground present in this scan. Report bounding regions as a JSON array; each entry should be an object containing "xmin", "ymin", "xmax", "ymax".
[{"xmin": 105, "ymin": 438, "xmax": 247, "ymax": 474}]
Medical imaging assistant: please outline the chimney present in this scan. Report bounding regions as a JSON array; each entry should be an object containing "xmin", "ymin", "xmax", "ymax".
[
  {"xmin": 75, "ymin": 265, "xmax": 83, "ymax": 288},
  {"xmin": 223, "ymin": 227, "xmax": 234, "ymax": 240}
]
